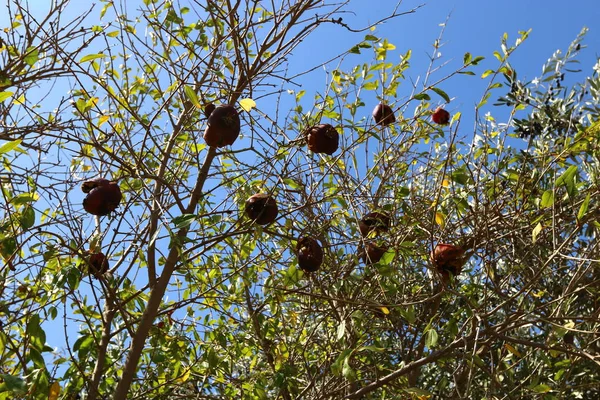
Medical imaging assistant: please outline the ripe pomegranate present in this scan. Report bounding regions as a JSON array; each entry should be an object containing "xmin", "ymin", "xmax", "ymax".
[
  {"xmin": 430, "ymin": 243, "xmax": 465, "ymax": 282},
  {"xmin": 81, "ymin": 178, "xmax": 110, "ymax": 193},
  {"xmin": 204, "ymin": 103, "xmax": 216, "ymax": 118},
  {"xmin": 203, "ymin": 105, "xmax": 241, "ymax": 147},
  {"xmin": 361, "ymin": 242, "xmax": 388, "ymax": 265},
  {"xmin": 245, "ymin": 193, "xmax": 278, "ymax": 225},
  {"xmin": 296, "ymin": 237, "xmax": 323, "ymax": 272},
  {"xmin": 359, "ymin": 212, "xmax": 391, "ymax": 237},
  {"xmin": 431, "ymin": 107, "xmax": 450, "ymax": 125},
  {"xmin": 306, "ymin": 124, "xmax": 339, "ymax": 155},
  {"xmin": 372, "ymin": 103, "xmax": 396, "ymax": 126},
  {"xmin": 82, "ymin": 179, "xmax": 122, "ymax": 216},
  {"xmin": 88, "ymin": 252, "xmax": 109, "ymax": 277}
]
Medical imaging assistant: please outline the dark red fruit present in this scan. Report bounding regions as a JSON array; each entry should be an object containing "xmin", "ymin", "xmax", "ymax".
[
  {"xmin": 296, "ymin": 237, "xmax": 323, "ymax": 272},
  {"xmin": 432, "ymin": 107, "xmax": 450, "ymax": 125},
  {"xmin": 81, "ymin": 178, "xmax": 110, "ymax": 194},
  {"xmin": 306, "ymin": 124, "xmax": 339, "ymax": 155},
  {"xmin": 362, "ymin": 242, "xmax": 388, "ymax": 265},
  {"xmin": 83, "ymin": 180, "xmax": 122, "ymax": 216},
  {"xmin": 245, "ymin": 193, "xmax": 278, "ymax": 225},
  {"xmin": 203, "ymin": 105, "xmax": 241, "ymax": 147},
  {"xmin": 430, "ymin": 243, "xmax": 466, "ymax": 282},
  {"xmin": 359, "ymin": 212, "xmax": 391, "ymax": 237},
  {"xmin": 204, "ymin": 103, "xmax": 216, "ymax": 118},
  {"xmin": 88, "ymin": 252, "xmax": 109, "ymax": 277},
  {"xmin": 372, "ymin": 103, "xmax": 396, "ymax": 126}
]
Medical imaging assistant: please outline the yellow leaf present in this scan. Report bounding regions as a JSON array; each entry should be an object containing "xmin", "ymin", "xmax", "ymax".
[
  {"xmin": 504, "ymin": 343, "xmax": 522, "ymax": 358},
  {"xmin": 49, "ymin": 382, "xmax": 60, "ymax": 400},
  {"xmin": 239, "ymin": 98, "xmax": 256, "ymax": 112},
  {"xmin": 435, "ymin": 212, "xmax": 445, "ymax": 227},
  {"xmin": 380, "ymin": 306, "xmax": 390, "ymax": 315},
  {"xmin": 98, "ymin": 115, "xmax": 110, "ymax": 127},
  {"xmin": 176, "ymin": 368, "xmax": 191, "ymax": 383},
  {"xmin": 442, "ymin": 179, "xmax": 450, "ymax": 187}
]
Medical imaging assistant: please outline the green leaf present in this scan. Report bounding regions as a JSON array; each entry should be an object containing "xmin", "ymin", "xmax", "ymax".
[
  {"xmin": 349, "ymin": 45, "xmax": 361, "ymax": 54},
  {"xmin": 431, "ymin": 87, "xmax": 450, "ymax": 103},
  {"xmin": 379, "ymin": 250, "xmax": 395, "ymax": 265},
  {"xmin": 19, "ymin": 206, "xmax": 35, "ymax": 230},
  {"xmin": 0, "ymin": 91, "xmax": 13, "ymax": 102},
  {"xmin": 540, "ymin": 190, "xmax": 554, "ymax": 208},
  {"xmin": 80, "ymin": 53, "xmax": 105, "ymax": 63},
  {"xmin": 184, "ymin": 85, "xmax": 200, "ymax": 108},
  {"xmin": 481, "ymin": 69, "xmax": 495, "ymax": 79},
  {"xmin": 471, "ymin": 56, "xmax": 485, "ymax": 65},
  {"xmin": 173, "ymin": 214, "xmax": 196, "ymax": 229},
  {"xmin": 425, "ymin": 329, "xmax": 438, "ymax": 348},
  {"xmin": 342, "ymin": 357, "xmax": 356, "ymax": 380},
  {"xmin": 0, "ymin": 139, "xmax": 21, "ymax": 154},
  {"xmin": 414, "ymin": 93, "xmax": 430, "ymax": 101},
  {"xmin": 556, "ymin": 165, "xmax": 578, "ymax": 197},
  {"xmin": 531, "ymin": 384, "xmax": 552, "ymax": 394},
  {"xmin": 577, "ymin": 193, "xmax": 591, "ymax": 222},
  {"xmin": 0, "ymin": 374, "xmax": 26, "ymax": 394},
  {"xmin": 463, "ymin": 52, "xmax": 472, "ymax": 65},
  {"xmin": 23, "ymin": 46, "xmax": 39, "ymax": 66},
  {"xmin": 10, "ymin": 193, "xmax": 37, "ymax": 206}
]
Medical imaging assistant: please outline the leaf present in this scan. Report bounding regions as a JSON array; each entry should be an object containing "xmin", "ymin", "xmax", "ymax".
[
  {"xmin": 184, "ymin": 85, "xmax": 200, "ymax": 108},
  {"xmin": 540, "ymin": 190, "xmax": 554, "ymax": 208},
  {"xmin": 531, "ymin": 384, "xmax": 551, "ymax": 394},
  {"xmin": 379, "ymin": 250, "xmax": 395, "ymax": 265},
  {"xmin": 0, "ymin": 91, "xmax": 14, "ymax": 102},
  {"xmin": 23, "ymin": 46, "xmax": 39, "ymax": 66},
  {"xmin": 431, "ymin": 87, "xmax": 450, "ymax": 103},
  {"xmin": 481, "ymin": 69, "xmax": 495, "ymax": 79},
  {"xmin": 48, "ymin": 382, "xmax": 61, "ymax": 400},
  {"xmin": 19, "ymin": 206, "xmax": 35, "ymax": 230},
  {"xmin": 342, "ymin": 357, "xmax": 356, "ymax": 380},
  {"xmin": 380, "ymin": 306, "xmax": 390, "ymax": 315},
  {"xmin": 435, "ymin": 212, "xmax": 445, "ymax": 227},
  {"xmin": 80, "ymin": 53, "xmax": 105, "ymax": 63},
  {"xmin": 172, "ymin": 214, "xmax": 196, "ymax": 229},
  {"xmin": 532, "ymin": 222, "xmax": 543, "ymax": 243},
  {"xmin": 504, "ymin": 343, "xmax": 522, "ymax": 357},
  {"xmin": 425, "ymin": 329, "xmax": 438, "ymax": 348},
  {"xmin": 0, "ymin": 374, "xmax": 26, "ymax": 393},
  {"xmin": 556, "ymin": 165, "xmax": 578, "ymax": 197},
  {"xmin": 239, "ymin": 98, "xmax": 256, "ymax": 112},
  {"xmin": 337, "ymin": 320, "xmax": 346, "ymax": 341},
  {"xmin": 414, "ymin": 93, "xmax": 430, "ymax": 101},
  {"xmin": 463, "ymin": 52, "xmax": 472, "ymax": 65},
  {"xmin": 0, "ymin": 139, "xmax": 21, "ymax": 154},
  {"xmin": 577, "ymin": 193, "xmax": 591, "ymax": 222}
]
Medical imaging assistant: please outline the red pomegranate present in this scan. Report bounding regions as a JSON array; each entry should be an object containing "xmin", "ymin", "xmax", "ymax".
[
  {"xmin": 306, "ymin": 124, "xmax": 339, "ymax": 155},
  {"xmin": 82, "ymin": 179, "xmax": 122, "ymax": 216},
  {"xmin": 88, "ymin": 252, "xmax": 109, "ymax": 278},
  {"xmin": 359, "ymin": 212, "xmax": 391, "ymax": 237},
  {"xmin": 203, "ymin": 105, "xmax": 241, "ymax": 147},
  {"xmin": 430, "ymin": 243, "xmax": 466, "ymax": 282},
  {"xmin": 372, "ymin": 103, "xmax": 396, "ymax": 126},
  {"xmin": 245, "ymin": 193, "xmax": 278, "ymax": 225},
  {"xmin": 296, "ymin": 237, "xmax": 324, "ymax": 272},
  {"xmin": 362, "ymin": 242, "xmax": 388, "ymax": 265},
  {"xmin": 431, "ymin": 107, "xmax": 451, "ymax": 125}
]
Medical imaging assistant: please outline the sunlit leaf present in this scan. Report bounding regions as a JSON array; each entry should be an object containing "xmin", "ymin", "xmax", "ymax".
[{"xmin": 239, "ymin": 98, "xmax": 256, "ymax": 112}]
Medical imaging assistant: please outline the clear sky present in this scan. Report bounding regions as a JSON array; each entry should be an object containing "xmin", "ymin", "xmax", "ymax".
[{"xmin": 287, "ymin": 0, "xmax": 600, "ymax": 122}]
